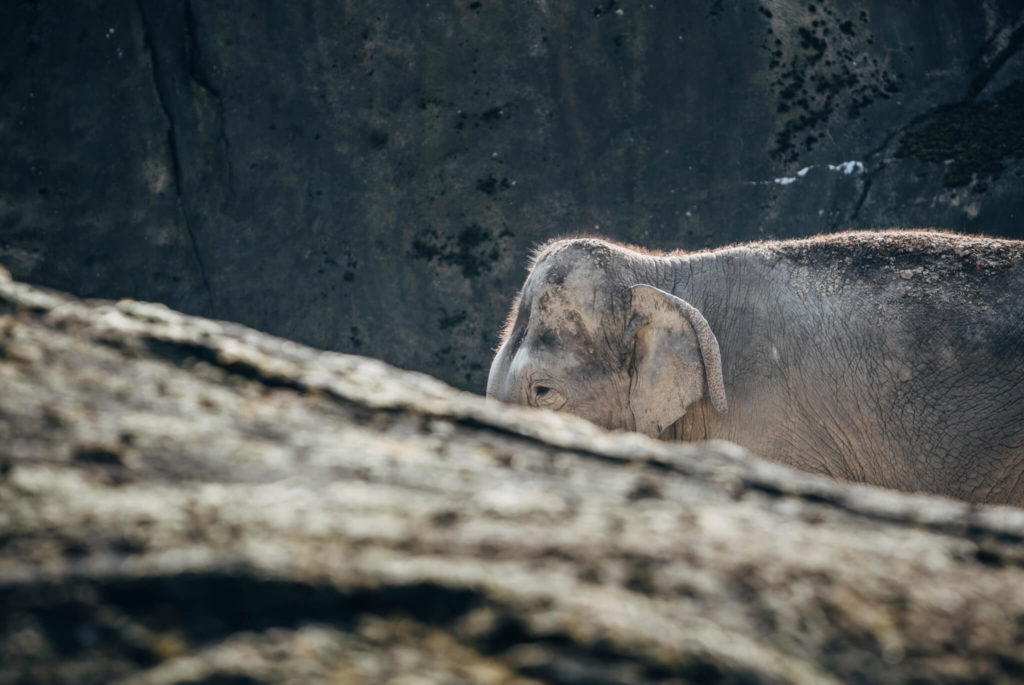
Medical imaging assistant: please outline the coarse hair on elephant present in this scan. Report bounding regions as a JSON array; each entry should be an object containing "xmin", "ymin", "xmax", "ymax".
[{"xmin": 487, "ymin": 231, "xmax": 1024, "ymax": 506}]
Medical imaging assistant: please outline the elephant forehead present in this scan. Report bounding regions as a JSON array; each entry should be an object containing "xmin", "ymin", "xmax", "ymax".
[
  {"xmin": 532, "ymin": 262, "xmax": 612, "ymax": 322},
  {"xmin": 532, "ymin": 289, "xmax": 603, "ymax": 346},
  {"xmin": 512, "ymin": 343, "xmax": 598, "ymax": 383},
  {"xmin": 510, "ymin": 344, "xmax": 571, "ymax": 375}
]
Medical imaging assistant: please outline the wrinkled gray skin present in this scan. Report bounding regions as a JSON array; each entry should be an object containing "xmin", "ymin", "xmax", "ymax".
[{"xmin": 487, "ymin": 231, "xmax": 1024, "ymax": 506}]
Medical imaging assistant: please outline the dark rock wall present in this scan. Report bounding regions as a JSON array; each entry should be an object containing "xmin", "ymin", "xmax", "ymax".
[{"xmin": 2, "ymin": 0, "xmax": 1022, "ymax": 390}]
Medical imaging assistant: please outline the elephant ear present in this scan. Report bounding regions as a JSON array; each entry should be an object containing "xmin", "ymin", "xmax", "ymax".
[{"xmin": 627, "ymin": 285, "xmax": 728, "ymax": 437}]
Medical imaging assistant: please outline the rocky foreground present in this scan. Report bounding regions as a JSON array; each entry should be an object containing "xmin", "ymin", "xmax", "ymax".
[{"xmin": 1, "ymin": 269, "xmax": 1024, "ymax": 685}]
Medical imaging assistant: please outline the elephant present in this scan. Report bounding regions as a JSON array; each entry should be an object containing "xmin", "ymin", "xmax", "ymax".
[{"xmin": 486, "ymin": 231, "xmax": 1024, "ymax": 506}]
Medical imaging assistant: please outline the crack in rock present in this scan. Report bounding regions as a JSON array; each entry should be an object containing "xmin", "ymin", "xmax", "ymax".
[{"xmin": 135, "ymin": 0, "xmax": 215, "ymax": 311}]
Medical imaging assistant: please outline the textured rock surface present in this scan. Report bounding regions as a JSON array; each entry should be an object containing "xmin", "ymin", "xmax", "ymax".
[
  {"xmin": 1, "ymin": 1, "xmax": 1023, "ymax": 390},
  {"xmin": 3, "ymin": 273, "xmax": 1024, "ymax": 684}
]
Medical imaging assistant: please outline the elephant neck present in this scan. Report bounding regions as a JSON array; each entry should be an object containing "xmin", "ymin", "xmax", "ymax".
[{"xmin": 635, "ymin": 252, "xmax": 714, "ymax": 307}]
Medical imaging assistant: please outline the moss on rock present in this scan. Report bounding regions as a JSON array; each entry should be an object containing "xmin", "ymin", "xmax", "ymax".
[{"xmin": 896, "ymin": 79, "xmax": 1024, "ymax": 187}]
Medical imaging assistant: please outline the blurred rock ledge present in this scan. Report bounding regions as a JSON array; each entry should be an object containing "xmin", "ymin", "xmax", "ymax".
[{"xmin": 1, "ymin": 267, "xmax": 1023, "ymax": 685}]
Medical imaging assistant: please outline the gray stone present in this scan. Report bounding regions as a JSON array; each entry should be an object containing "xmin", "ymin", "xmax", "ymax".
[{"xmin": 2, "ymin": 272, "xmax": 1024, "ymax": 684}]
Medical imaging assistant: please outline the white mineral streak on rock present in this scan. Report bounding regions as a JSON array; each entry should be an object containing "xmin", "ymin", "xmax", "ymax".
[{"xmin": 760, "ymin": 160, "xmax": 865, "ymax": 186}]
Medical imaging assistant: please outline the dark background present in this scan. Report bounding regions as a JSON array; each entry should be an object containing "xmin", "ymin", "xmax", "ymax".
[{"xmin": 2, "ymin": 0, "xmax": 1022, "ymax": 392}]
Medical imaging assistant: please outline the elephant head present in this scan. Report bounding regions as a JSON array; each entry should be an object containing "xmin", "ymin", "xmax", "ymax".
[{"xmin": 487, "ymin": 239, "xmax": 727, "ymax": 437}]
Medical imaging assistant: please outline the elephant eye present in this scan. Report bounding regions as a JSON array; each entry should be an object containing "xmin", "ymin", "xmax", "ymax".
[{"xmin": 530, "ymin": 382, "xmax": 565, "ymax": 409}]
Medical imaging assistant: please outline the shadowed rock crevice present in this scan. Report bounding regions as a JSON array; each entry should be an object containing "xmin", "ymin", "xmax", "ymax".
[
  {"xmin": 3, "ymin": 573, "xmax": 776, "ymax": 685},
  {"xmin": 967, "ymin": 17, "xmax": 1024, "ymax": 98}
]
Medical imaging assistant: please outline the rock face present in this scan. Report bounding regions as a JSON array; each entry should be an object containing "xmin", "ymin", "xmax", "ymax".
[
  {"xmin": 1, "ymin": 1, "xmax": 1023, "ymax": 392},
  {"xmin": 3, "ymin": 273, "xmax": 1024, "ymax": 684}
]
